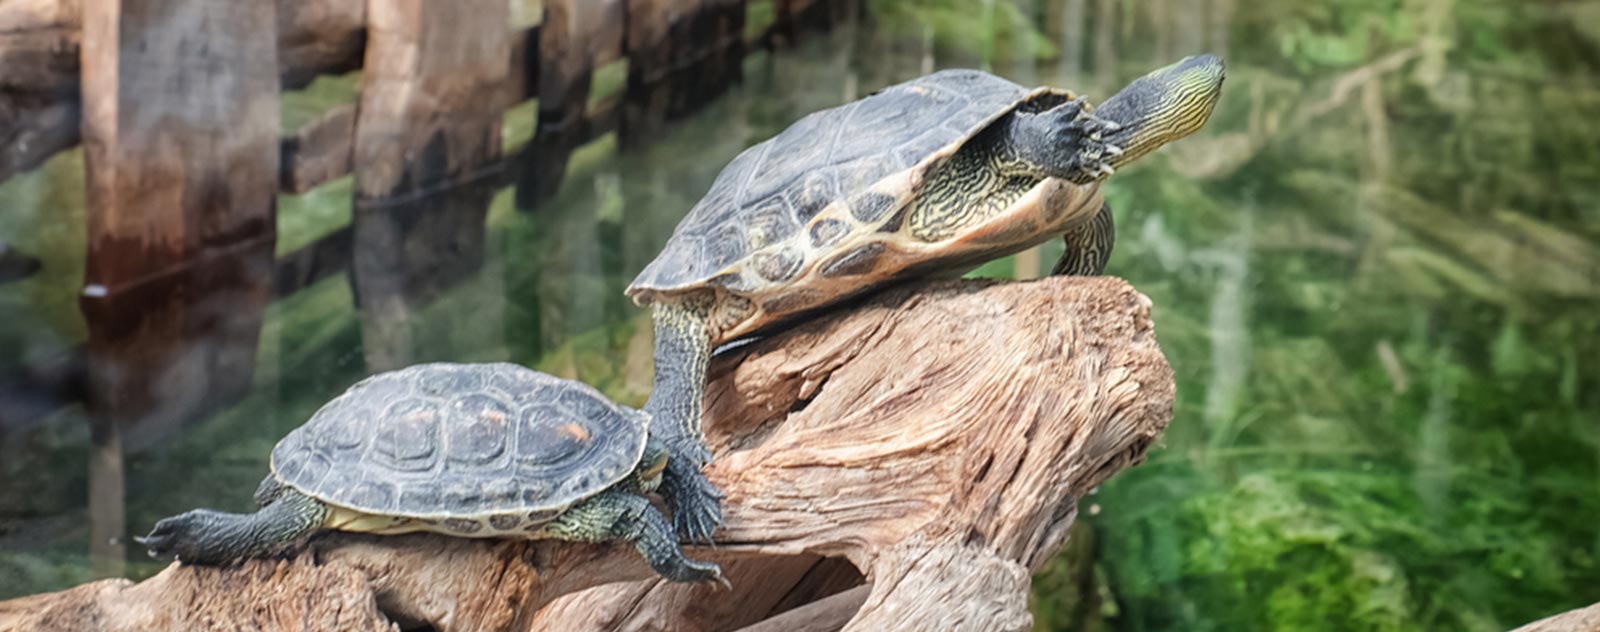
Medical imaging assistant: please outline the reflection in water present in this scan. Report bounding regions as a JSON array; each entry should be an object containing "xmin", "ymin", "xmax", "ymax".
[
  {"xmin": 351, "ymin": 182, "xmax": 499, "ymax": 372},
  {"xmin": 0, "ymin": 1, "xmax": 1598, "ymax": 630},
  {"xmin": 76, "ymin": 226, "xmax": 277, "ymax": 579},
  {"xmin": 620, "ymin": 0, "xmax": 748, "ymax": 147},
  {"xmin": 0, "ymin": 242, "xmax": 41, "ymax": 284}
]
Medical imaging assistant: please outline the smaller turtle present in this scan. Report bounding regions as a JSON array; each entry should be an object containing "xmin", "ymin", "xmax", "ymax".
[{"xmin": 136, "ymin": 362, "xmax": 726, "ymax": 586}]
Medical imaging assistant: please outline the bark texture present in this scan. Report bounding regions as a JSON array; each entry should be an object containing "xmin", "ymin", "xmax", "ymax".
[
  {"xmin": 1512, "ymin": 602, "xmax": 1600, "ymax": 632},
  {"xmin": 0, "ymin": 276, "xmax": 1174, "ymax": 632}
]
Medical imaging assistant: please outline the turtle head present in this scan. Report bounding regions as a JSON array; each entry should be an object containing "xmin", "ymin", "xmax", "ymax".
[
  {"xmin": 1095, "ymin": 54, "xmax": 1225, "ymax": 168},
  {"xmin": 136, "ymin": 509, "xmax": 228, "ymax": 563},
  {"xmin": 636, "ymin": 432, "xmax": 671, "ymax": 493}
]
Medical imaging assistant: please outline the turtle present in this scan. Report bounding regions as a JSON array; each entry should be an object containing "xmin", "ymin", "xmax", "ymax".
[
  {"xmin": 627, "ymin": 55, "xmax": 1226, "ymax": 542},
  {"xmin": 135, "ymin": 362, "xmax": 727, "ymax": 586}
]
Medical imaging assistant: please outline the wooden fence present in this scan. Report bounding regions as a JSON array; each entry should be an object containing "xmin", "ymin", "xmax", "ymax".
[
  {"xmin": 0, "ymin": 0, "xmax": 854, "ymax": 434},
  {"xmin": 0, "ymin": 0, "xmax": 856, "ymax": 575}
]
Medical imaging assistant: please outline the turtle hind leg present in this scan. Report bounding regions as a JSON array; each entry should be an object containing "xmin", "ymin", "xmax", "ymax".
[
  {"xmin": 137, "ymin": 487, "xmax": 329, "ymax": 565},
  {"xmin": 643, "ymin": 300, "xmax": 725, "ymax": 543},
  {"xmin": 1051, "ymin": 201, "xmax": 1116, "ymax": 276},
  {"xmin": 546, "ymin": 489, "xmax": 728, "ymax": 588}
]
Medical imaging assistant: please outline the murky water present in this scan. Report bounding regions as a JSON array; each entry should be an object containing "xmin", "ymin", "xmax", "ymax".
[{"xmin": 2, "ymin": 1, "xmax": 1598, "ymax": 630}]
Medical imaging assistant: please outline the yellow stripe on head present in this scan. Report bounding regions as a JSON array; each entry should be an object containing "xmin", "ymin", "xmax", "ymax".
[{"xmin": 1095, "ymin": 54, "xmax": 1226, "ymax": 168}]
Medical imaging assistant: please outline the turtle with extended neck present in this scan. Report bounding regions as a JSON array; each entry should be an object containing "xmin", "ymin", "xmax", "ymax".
[{"xmin": 629, "ymin": 56, "xmax": 1227, "ymax": 542}]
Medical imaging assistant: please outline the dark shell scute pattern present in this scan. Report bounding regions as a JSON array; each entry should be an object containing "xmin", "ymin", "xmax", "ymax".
[
  {"xmin": 271, "ymin": 362, "xmax": 646, "ymax": 519},
  {"xmin": 629, "ymin": 69, "xmax": 1030, "ymax": 293}
]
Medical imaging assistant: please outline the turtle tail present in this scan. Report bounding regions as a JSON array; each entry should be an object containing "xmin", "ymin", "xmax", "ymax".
[
  {"xmin": 136, "ymin": 485, "xmax": 329, "ymax": 565},
  {"xmin": 1095, "ymin": 54, "xmax": 1225, "ymax": 169}
]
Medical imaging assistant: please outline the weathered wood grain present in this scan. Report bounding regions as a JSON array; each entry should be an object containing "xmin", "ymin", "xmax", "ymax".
[
  {"xmin": 538, "ymin": 0, "xmax": 625, "ymax": 129},
  {"xmin": 350, "ymin": 181, "xmax": 496, "ymax": 372},
  {"xmin": 76, "ymin": 0, "xmax": 282, "ymax": 580},
  {"xmin": 0, "ymin": 0, "xmax": 81, "ymax": 181},
  {"xmin": 0, "ymin": 276, "xmax": 1174, "ymax": 632},
  {"xmin": 0, "ymin": 0, "xmax": 365, "ymax": 182},
  {"xmin": 530, "ymin": 276, "xmax": 1171, "ymax": 631},
  {"xmin": 78, "ymin": 0, "xmax": 280, "ymax": 436},
  {"xmin": 735, "ymin": 585, "xmax": 872, "ymax": 632},
  {"xmin": 275, "ymin": 0, "xmax": 363, "ymax": 90},
  {"xmin": 280, "ymin": 25, "xmax": 540, "ymax": 195},
  {"xmin": 279, "ymin": 103, "xmax": 356, "ymax": 194},
  {"xmin": 1512, "ymin": 602, "xmax": 1600, "ymax": 632},
  {"xmin": 351, "ymin": 0, "xmax": 510, "ymax": 199},
  {"xmin": 620, "ymin": 0, "xmax": 745, "ymax": 145}
]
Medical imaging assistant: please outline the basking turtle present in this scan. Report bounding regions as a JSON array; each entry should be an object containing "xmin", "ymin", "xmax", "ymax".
[
  {"xmin": 629, "ymin": 56, "xmax": 1226, "ymax": 541},
  {"xmin": 136, "ymin": 362, "xmax": 726, "ymax": 586}
]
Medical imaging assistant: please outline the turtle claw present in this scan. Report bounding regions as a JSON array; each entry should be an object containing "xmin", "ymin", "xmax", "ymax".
[
  {"xmin": 660, "ymin": 454, "xmax": 724, "ymax": 544},
  {"xmin": 680, "ymin": 558, "xmax": 731, "ymax": 589},
  {"xmin": 133, "ymin": 535, "xmax": 165, "ymax": 561},
  {"xmin": 1038, "ymin": 99, "xmax": 1121, "ymax": 182},
  {"xmin": 136, "ymin": 516, "xmax": 185, "ymax": 560},
  {"xmin": 707, "ymin": 566, "xmax": 733, "ymax": 591}
]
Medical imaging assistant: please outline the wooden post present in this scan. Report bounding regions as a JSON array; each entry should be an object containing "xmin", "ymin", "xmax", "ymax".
[
  {"xmin": 350, "ymin": 0, "xmax": 509, "ymax": 200},
  {"xmin": 620, "ymin": 0, "xmax": 746, "ymax": 147},
  {"xmin": 1, "ymin": 0, "xmax": 370, "ymax": 186},
  {"xmin": 511, "ymin": 121, "xmax": 587, "ymax": 210},
  {"xmin": 537, "ymin": 0, "xmax": 624, "ymax": 131},
  {"xmin": 349, "ymin": 183, "xmax": 496, "ymax": 372},
  {"xmin": 275, "ymin": 0, "xmax": 365, "ymax": 90},
  {"xmin": 86, "ymin": 420, "xmax": 123, "ymax": 579},
  {"xmin": 347, "ymin": 0, "xmax": 509, "ymax": 369},
  {"xmin": 0, "ymin": 0, "xmax": 83, "ymax": 182},
  {"xmin": 774, "ymin": 0, "xmax": 853, "ymax": 41},
  {"xmin": 77, "ymin": 0, "xmax": 281, "ymax": 572},
  {"xmin": 526, "ymin": 170, "xmax": 611, "ymax": 366}
]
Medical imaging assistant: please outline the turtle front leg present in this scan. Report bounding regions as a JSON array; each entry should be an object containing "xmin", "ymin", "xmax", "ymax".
[
  {"xmin": 1051, "ymin": 201, "xmax": 1116, "ymax": 276},
  {"xmin": 644, "ymin": 300, "xmax": 725, "ymax": 543},
  {"xmin": 997, "ymin": 98, "xmax": 1122, "ymax": 184},
  {"xmin": 137, "ymin": 486, "xmax": 329, "ymax": 565},
  {"xmin": 545, "ymin": 489, "xmax": 728, "ymax": 587}
]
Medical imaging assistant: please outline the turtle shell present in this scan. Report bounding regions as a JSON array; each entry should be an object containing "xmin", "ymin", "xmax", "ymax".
[
  {"xmin": 627, "ymin": 69, "xmax": 1103, "ymax": 340},
  {"xmin": 269, "ymin": 363, "xmax": 646, "ymax": 522}
]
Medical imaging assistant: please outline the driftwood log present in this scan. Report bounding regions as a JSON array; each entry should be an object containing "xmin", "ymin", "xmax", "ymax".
[
  {"xmin": 1512, "ymin": 602, "xmax": 1600, "ymax": 632},
  {"xmin": 0, "ymin": 276, "xmax": 1175, "ymax": 632}
]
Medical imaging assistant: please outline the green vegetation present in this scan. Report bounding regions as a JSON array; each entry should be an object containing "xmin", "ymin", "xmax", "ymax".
[{"xmin": 990, "ymin": 2, "xmax": 1600, "ymax": 630}]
